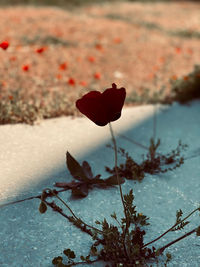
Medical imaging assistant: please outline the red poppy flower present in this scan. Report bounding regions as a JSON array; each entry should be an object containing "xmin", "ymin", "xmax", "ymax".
[
  {"xmin": 88, "ymin": 56, "xmax": 96, "ymax": 63},
  {"xmin": 68, "ymin": 78, "xmax": 75, "ymax": 86},
  {"xmin": 175, "ymin": 47, "xmax": 182, "ymax": 54},
  {"xmin": 9, "ymin": 56, "xmax": 17, "ymax": 61},
  {"xmin": 0, "ymin": 41, "xmax": 9, "ymax": 50},
  {"xmin": 94, "ymin": 72, "xmax": 101, "ymax": 79},
  {"xmin": 76, "ymin": 83, "xmax": 126, "ymax": 126},
  {"xmin": 59, "ymin": 62, "xmax": 67, "ymax": 70},
  {"xmin": 56, "ymin": 74, "xmax": 62, "ymax": 80},
  {"xmin": 79, "ymin": 81, "xmax": 87, "ymax": 86},
  {"xmin": 95, "ymin": 43, "xmax": 103, "ymax": 51},
  {"xmin": 36, "ymin": 47, "xmax": 45, "ymax": 54},
  {"xmin": 22, "ymin": 65, "xmax": 29, "ymax": 72}
]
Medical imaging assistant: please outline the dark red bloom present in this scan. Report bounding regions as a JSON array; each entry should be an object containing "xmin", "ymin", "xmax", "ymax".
[
  {"xmin": 0, "ymin": 41, "xmax": 9, "ymax": 50},
  {"xmin": 76, "ymin": 83, "xmax": 126, "ymax": 126}
]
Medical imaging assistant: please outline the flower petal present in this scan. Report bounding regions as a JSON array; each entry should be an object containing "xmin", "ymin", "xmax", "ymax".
[
  {"xmin": 76, "ymin": 91, "xmax": 109, "ymax": 126},
  {"xmin": 102, "ymin": 83, "xmax": 126, "ymax": 122}
]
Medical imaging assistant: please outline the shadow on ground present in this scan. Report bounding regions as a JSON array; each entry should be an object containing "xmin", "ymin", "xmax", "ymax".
[{"xmin": 0, "ymin": 101, "xmax": 200, "ymax": 266}]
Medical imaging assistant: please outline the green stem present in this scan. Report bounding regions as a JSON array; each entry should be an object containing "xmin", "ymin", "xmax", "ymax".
[
  {"xmin": 108, "ymin": 123, "xmax": 129, "ymax": 258},
  {"xmin": 142, "ymin": 207, "xmax": 200, "ymax": 249}
]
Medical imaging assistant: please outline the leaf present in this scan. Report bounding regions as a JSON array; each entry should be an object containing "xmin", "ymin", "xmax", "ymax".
[
  {"xmin": 66, "ymin": 152, "xmax": 89, "ymax": 182},
  {"xmin": 90, "ymin": 246, "xmax": 98, "ymax": 256},
  {"xmin": 72, "ymin": 183, "xmax": 88, "ymax": 198},
  {"xmin": 63, "ymin": 249, "xmax": 76, "ymax": 259},
  {"xmin": 82, "ymin": 161, "xmax": 93, "ymax": 179},
  {"xmin": 196, "ymin": 226, "xmax": 200, "ymax": 236},
  {"xmin": 104, "ymin": 175, "xmax": 125, "ymax": 185},
  {"xmin": 52, "ymin": 256, "xmax": 63, "ymax": 265},
  {"xmin": 39, "ymin": 201, "xmax": 47, "ymax": 214}
]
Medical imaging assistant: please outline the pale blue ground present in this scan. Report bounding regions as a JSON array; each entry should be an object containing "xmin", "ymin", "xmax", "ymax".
[{"xmin": 0, "ymin": 101, "xmax": 200, "ymax": 266}]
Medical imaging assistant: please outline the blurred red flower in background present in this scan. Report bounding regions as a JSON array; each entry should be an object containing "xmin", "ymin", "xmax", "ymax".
[
  {"xmin": 22, "ymin": 65, "xmax": 29, "ymax": 72},
  {"xmin": 0, "ymin": 41, "xmax": 9, "ymax": 50},
  {"xmin": 94, "ymin": 72, "xmax": 101, "ymax": 79},
  {"xmin": 59, "ymin": 62, "xmax": 68, "ymax": 70},
  {"xmin": 68, "ymin": 78, "xmax": 75, "ymax": 86},
  {"xmin": 76, "ymin": 83, "xmax": 126, "ymax": 126},
  {"xmin": 88, "ymin": 56, "xmax": 96, "ymax": 63},
  {"xmin": 36, "ymin": 47, "xmax": 46, "ymax": 54},
  {"xmin": 79, "ymin": 81, "xmax": 87, "ymax": 86}
]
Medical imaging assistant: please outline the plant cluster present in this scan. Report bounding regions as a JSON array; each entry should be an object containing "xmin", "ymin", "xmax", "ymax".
[
  {"xmin": 37, "ymin": 84, "xmax": 199, "ymax": 267},
  {"xmin": 0, "ymin": 82, "xmax": 199, "ymax": 266},
  {"xmin": 38, "ymin": 186, "xmax": 200, "ymax": 267},
  {"xmin": 105, "ymin": 139, "xmax": 187, "ymax": 182}
]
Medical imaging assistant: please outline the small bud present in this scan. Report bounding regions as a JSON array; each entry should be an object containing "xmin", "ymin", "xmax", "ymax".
[
  {"xmin": 39, "ymin": 201, "xmax": 47, "ymax": 214},
  {"xmin": 166, "ymin": 252, "xmax": 172, "ymax": 260}
]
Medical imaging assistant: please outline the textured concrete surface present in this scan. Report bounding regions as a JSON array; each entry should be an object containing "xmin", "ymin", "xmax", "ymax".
[{"xmin": 0, "ymin": 102, "xmax": 200, "ymax": 266}]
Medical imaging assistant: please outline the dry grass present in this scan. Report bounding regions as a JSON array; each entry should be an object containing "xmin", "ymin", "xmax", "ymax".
[{"xmin": 0, "ymin": 1, "xmax": 200, "ymax": 124}]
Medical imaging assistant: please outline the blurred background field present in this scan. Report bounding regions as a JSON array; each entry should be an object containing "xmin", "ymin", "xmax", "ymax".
[{"xmin": 0, "ymin": 0, "xmax": 200, "ymax": 124}]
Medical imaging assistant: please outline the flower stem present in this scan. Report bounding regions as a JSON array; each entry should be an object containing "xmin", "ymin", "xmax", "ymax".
[{"xmin": 108, "ymin": 122, "xmax": 129, "ymax": 257}]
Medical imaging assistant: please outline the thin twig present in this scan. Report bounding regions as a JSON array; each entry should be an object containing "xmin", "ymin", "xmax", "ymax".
[{"xmin": 0, "ymin": 188, "xmax": 67, "ymax": 209}]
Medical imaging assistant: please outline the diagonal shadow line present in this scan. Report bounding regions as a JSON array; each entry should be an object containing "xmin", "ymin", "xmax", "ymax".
[
  {"xmin": 0, "ymin": 102, "xmax": 199, "ymax": 207},
  {"xmin": 0, "ymin": 101, "xmax": 199, "ymax": 266}
]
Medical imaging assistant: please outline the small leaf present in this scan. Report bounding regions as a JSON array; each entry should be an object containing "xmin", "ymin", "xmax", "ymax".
[
  {"xmin": 196, "ymin": 226, "xmax": 200, "ymax": 236},
  {"xmin": 72, "ymin": 183, "xmax": 88, "ymax": 198},
  {"xmin": 52, "ymin": 256, "xmax": 63, "ymax": 265},
  {"xmin": 66, "ymin": 152, "xmax": 88, "ymax": 181},
  {"xmin": 155, "ymin": 249, "xmax": 161, "ymax": 256},
  {"xmin": 111, "ymin": 212, "xmax": 117, "ymax": 220},
  {"xmin": 166, "ymin": 252, "xmax": 172, "ymax": 260},
  {"xmin": 80, "ymin": 255, "xmax": 85, "ymax": 261},
  {"xmin": 104, "ymin": 175, "xmax": 125, "ymax": 185},
  {"xmin": 69, "ymin": 251, "xmax": 76, "ymax": 259},
  {"xmin": 39, "ymin": 201, "xmax": 47, "ymax": 214},
  {"xmin": 90, "ymin": 246, "xmax": 98, "ymax": 256},
  {"xmin": 86, "ymin": 255, "xmax": 90, "ymax": 261},
  {"xmin": 82, "ymin": 161, "xmax": 93, "ymax": 179},
  {"xmin": 63, "ymin": 249, "xmax": 71, "ymax": 257}
]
